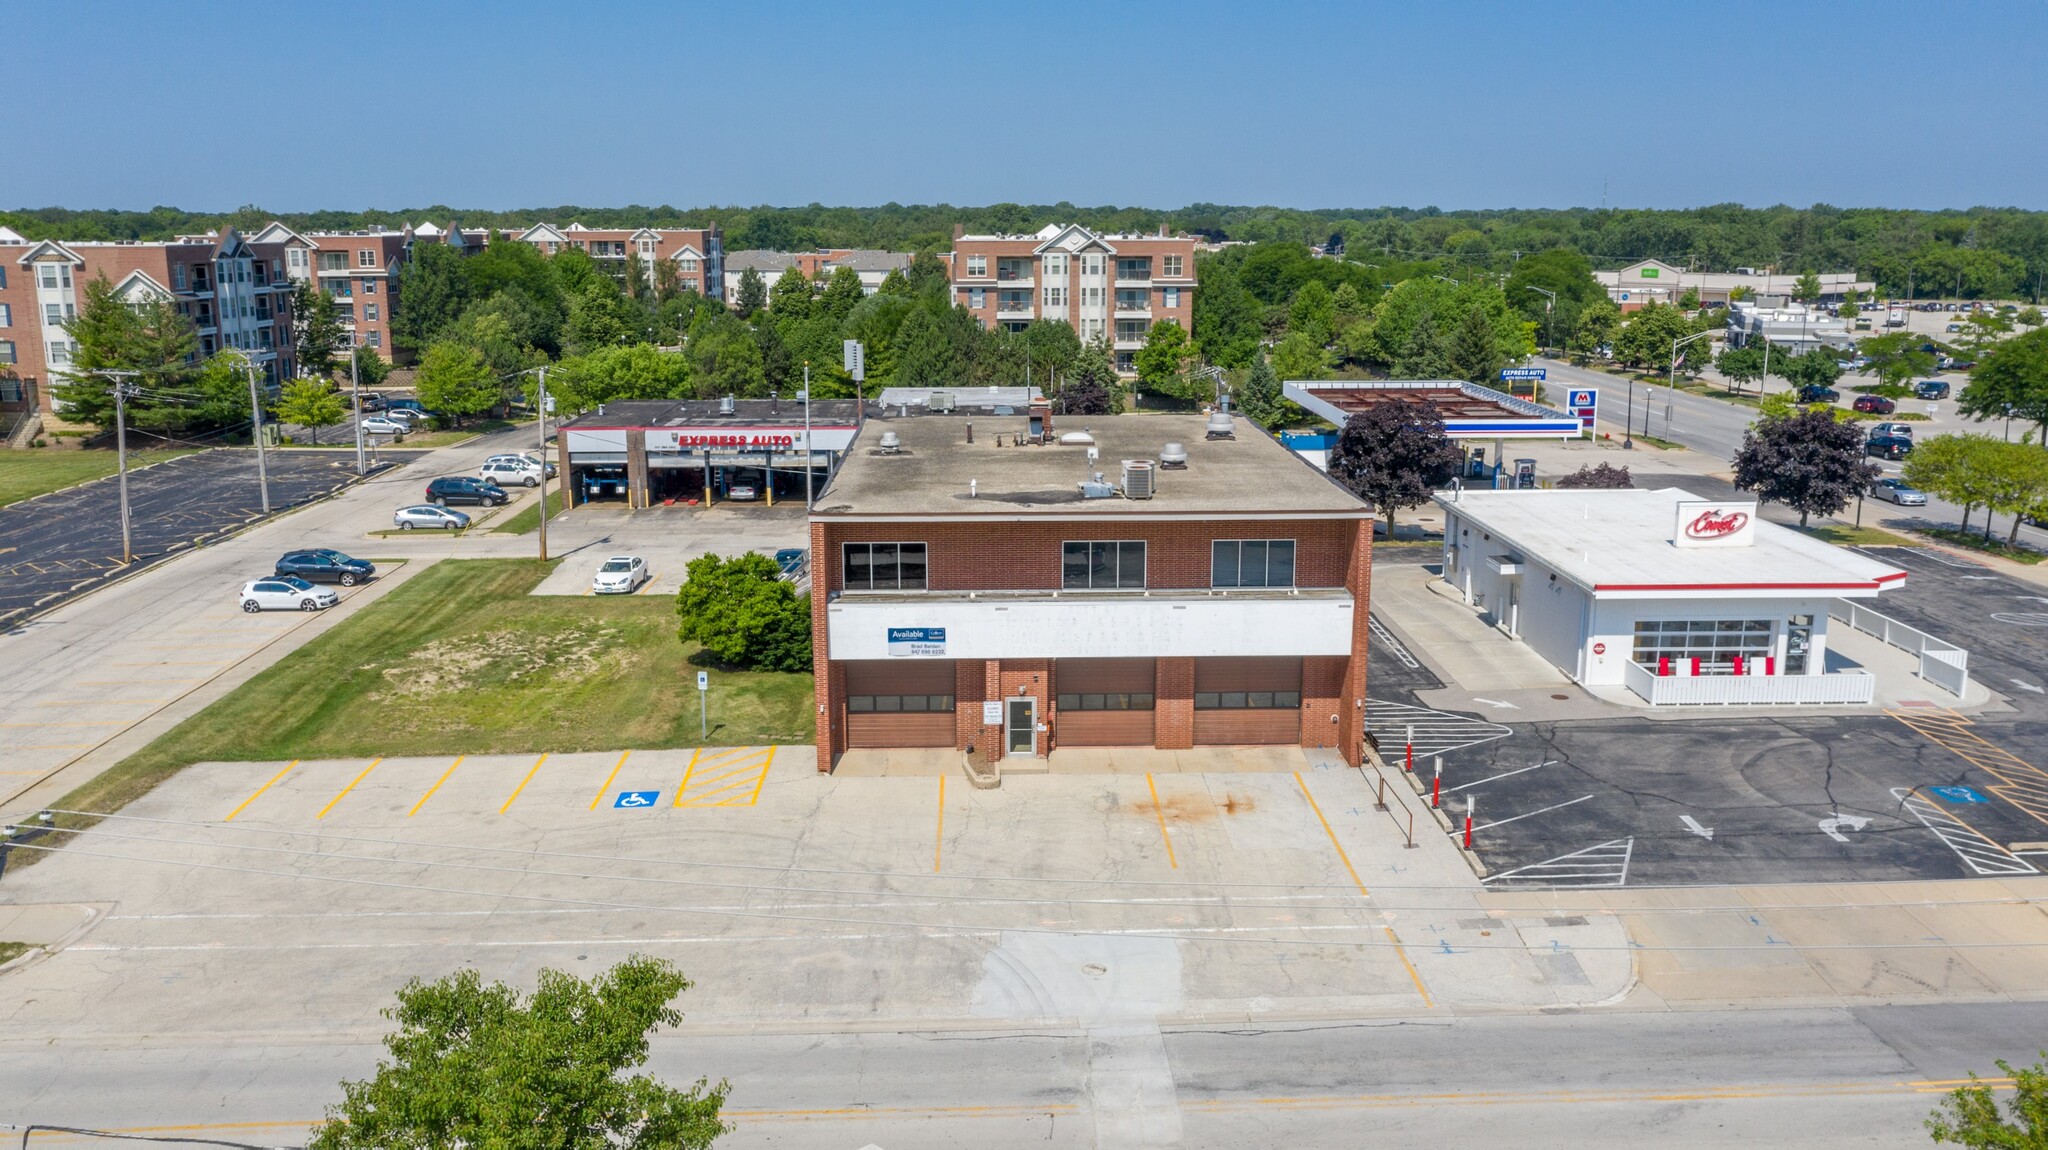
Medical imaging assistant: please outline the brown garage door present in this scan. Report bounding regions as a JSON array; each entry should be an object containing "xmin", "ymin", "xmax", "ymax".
[
  {"xmin": 844, "ymin": 660, "xmax": 956, "ymax": 748},
  {"xmin": 1055, "ymin": 658, "xmax": 1156, "ymax": 746},
  {"xmin": 1192, "ymin": 657, "xmax": 1302, "ymax": 745}
]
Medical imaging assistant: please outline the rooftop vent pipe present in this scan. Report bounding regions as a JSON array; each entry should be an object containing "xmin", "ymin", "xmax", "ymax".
[
  {"xmin": 719, "ymin": 395, "xmax": 736, "ymax": 415},
  {"xmin": 878, "ymin": 431, "xmax": 902, "ymax": 454},
  {"xmin": 1159, "ymin": 442, "xmax": 1188, "ymax": 469},
  {"xmin": 1205, "ymin": 411, "xmax": 1234, "ymax": 440}
]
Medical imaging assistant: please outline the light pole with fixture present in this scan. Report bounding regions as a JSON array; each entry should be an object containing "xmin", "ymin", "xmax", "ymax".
[
  {"xmin": 1657, "ymin": 328, "xmax": 1717, "ymax": 440},
  {"xmin": 1523, "ymin": 285, "xmax": 1557, "ymax": 356}
]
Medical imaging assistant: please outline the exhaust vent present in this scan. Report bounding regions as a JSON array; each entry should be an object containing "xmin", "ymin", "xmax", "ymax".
[
  {"xmin": 878, "ymin": 431, "xmax": 902, "ymax": 454},
  {"xmin": 931, "ymin": 390, "xmax": 955, "ymax": 413},
  {"xmin": 1205, "ymin": 412, "xmax": 1234, "ymax": 440},
  {"xmin": 1158, "ymin": 442, "xmax": 1188, "ymax": 469},
  {"xmin": 1121, "ymin": 459, "xmax": 1155, "ymax": 499},
  {"xmin": 719, "ymin": 395, "xmax": 736, "ymax": 415}
]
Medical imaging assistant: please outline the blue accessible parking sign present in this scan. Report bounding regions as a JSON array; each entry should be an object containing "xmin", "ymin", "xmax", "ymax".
[
  {"xmin": 614, "ymin": 790, "xmax": 661, "ymax": 808},
  {"xmin": 1928, "ymin": 785, "xmax": 1987, "ymax": 804}
]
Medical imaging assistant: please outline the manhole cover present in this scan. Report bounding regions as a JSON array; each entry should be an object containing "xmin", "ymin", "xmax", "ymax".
[{"xmin": 1993, "ymin": 613, "xmax": 2048, "ymax": 627}]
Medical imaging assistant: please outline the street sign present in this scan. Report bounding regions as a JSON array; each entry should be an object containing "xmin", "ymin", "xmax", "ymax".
[
  {"xmin": 843, "ymin": 340, "xmax": 865, "ymax": 382},
  {"xmin": 1500, "ymin": 368, "xmax": 1547, "ymax": 381},
  {"xmin": 697, "ymin": 671, "xmax": 709, "ymax": 692},
  {"xmin": 614, "ymin": 790, "xmax": 660, "ymax": 808}
]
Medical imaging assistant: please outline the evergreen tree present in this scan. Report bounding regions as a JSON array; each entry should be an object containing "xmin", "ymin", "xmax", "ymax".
[
  {"xmin": 390, "ymin": 242, "xmax": 471, "ymax": 351},
  {"xmin": 295, "ymin": 285, "xmax": 347, "ymax": 379},
  {"xmin": 734, "ymin": 267, "xmax": 767, "ymax": 318},
  {"xmin": 768, "ymin": 266, "xmax": 813, "ymax": 319},
  {"xmin": 821, "ymin": 265, "xmax": 864, "ymax": 322},
  {"xmin": 1236, "ymin": 347, "xmax": 1283, "ymax": 427}
]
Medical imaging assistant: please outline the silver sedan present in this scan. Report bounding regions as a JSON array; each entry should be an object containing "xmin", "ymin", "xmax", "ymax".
[
  {"xmin": 394, "ymin": 504, "xmax": 471, "ymax": 530},
  {"xmin": 1870, "ymin": 478, "xmax": 1927, "ymax": 506}
]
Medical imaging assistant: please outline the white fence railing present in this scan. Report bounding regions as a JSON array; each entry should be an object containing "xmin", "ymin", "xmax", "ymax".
[
  {"xmin": 1623, "ymin": 658, "xmax": 1876, "ymax": 706},
  {"xmin": 1828, "ymin": 600, "xmax": 1969, "ymax": 698}
]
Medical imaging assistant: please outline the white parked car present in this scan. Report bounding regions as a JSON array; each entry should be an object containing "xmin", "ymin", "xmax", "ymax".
[
  {"xmin": 239, "ymin": 576, "xmax": 338, "ymax": 613},
  {"xmin": 1871, "ymin": 478, "xmax": 1928, "ymax": 506},
  {"xmin": 393, "ymin": 504, "xmax": 471, "ymax": 531},
  {"xmin": 479, "ymin": 457, "xmax": 544, "ymax": 487},
  {"xmin": 359, "ymin": 416, "xmax": 408, "ymax": 435},
  {"xmin": 725, "ymin": 482, "xmax": 760, "ymax": 501},
  {"xmin": 592, "ymin": 555, "xmax": 650, "ymax": 594}
]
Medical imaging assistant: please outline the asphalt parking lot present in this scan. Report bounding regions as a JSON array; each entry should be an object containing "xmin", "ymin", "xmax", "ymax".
[
  {"xmin": 1368, "ymin": 545, "xmax": 2048, "ymax": 888},
  {"xmin": 0, "ymin": 449, "xmax": 417, "ymax": 626}
]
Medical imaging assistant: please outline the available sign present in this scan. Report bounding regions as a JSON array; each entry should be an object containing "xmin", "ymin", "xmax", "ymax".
[
  {"xmin": 888, "ymin": 627, "xmax": 947, "ymax": 657},
  {"xmin": 1672, "ymin": 500, "xmax": 1758, "ymax": 549}
]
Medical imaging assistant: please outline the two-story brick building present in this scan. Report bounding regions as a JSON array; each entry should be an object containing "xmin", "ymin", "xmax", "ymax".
[
  {"xmin": 951, "ymin": 223, "xmax": 1197, "ymax": 375},
  {"xmin": 808, "ymin": 408, "xmax": 1373, "ymax": 774}
]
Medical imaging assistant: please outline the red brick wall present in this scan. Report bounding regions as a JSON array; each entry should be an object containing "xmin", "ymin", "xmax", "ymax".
[{"xmin": 1156, "ymin": 657, "xmax": 1194, "ymax": 750}]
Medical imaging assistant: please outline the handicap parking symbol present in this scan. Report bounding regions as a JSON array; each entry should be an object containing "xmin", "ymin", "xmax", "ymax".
[
  {"xmin": 614, "ymin": 790, "xmax": 660, "ymax": 809},
  {"xmin": 1929, "ymin": 785, "xmax": 1987, "ymax": 804}
]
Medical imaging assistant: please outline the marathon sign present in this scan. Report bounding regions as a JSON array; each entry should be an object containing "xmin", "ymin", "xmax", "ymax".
[
  {"xmin": 1672, "ymin": 500, "xmax": 1758, "ymax": 549},
  {"xmin": 1566, "ymin": 388, "xmax": 1598, "ymax": 437}
]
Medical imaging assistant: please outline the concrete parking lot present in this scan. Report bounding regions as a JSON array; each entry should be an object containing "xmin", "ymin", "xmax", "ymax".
[
  {"xmin": 0, "ymin": 449, "xmax": 417, "ymax": 625},
  {"xmin": 529, "ymin": 504, "xmax": 808, "ymax": 596},
  {"xmin": 1367, "ymin": 544, "xmax": 2048, "ymax": 889}
]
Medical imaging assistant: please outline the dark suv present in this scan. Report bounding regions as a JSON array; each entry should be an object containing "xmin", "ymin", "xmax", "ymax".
[
  {"xmin": 1852, "ymin": 394, "xmax": 1895, "ymax": 414},
  {"xmin": 426, "ymin": 476, "xmax": 509, "ymax": 506},
  {"xmin": 1914, "ymin": 380, "xmax": 1950, "ymax": 400},
  {"xmin": 1797, "ymin": 385, "xmax": 1841, "ymax": 404},
  {"xmin": 1865, "ymin": 435, "xmax": 1913, "ymax": 461},
  {"xmin": 275, "ymin": 549, "xmax": 376, "ymax": 586}
]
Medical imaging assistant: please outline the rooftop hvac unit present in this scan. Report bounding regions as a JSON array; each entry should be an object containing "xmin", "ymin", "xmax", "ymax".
[
  {"xmin": 878, "ymin": 430, "xmax": 903, "ymax": 454},
  {"xmin": 1121, "ymin": 459, "xmax": 1155, "ymax": 499},
  {"xmin": 1079, "ymin": 472, "xmax": 1116, "ymax": 499},
  {"xmin": 1158, "ymin": 442, "xmax": 1188, "ymax": 469},
  {"xmin": 930, "ymin": 390, "xmax": 955, "ymax": 412},
  {"xmin": 1204, "ymin": 412, "xmax": 1234, "ymax": 440},
  {"xmin": 718, "ymin": 395, "xmax": 736, "ymax": 415}
]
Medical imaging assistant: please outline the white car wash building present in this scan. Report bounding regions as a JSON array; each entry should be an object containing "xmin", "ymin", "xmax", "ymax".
[{"xmin": 1433, "ymin": 488, "xmax": 1908, "ymax": 705}]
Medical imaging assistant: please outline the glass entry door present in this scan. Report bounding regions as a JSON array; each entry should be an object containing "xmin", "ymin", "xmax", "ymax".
[{"xmin": 1005, "ymin": 698, "xmax": 1037, "ymax": 756}]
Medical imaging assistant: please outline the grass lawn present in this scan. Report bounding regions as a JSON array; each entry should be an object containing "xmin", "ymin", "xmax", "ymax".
[
  {"xmin": 0, "ymin": 942, "xmax": 32, "ymax": 966},
  {"xmin": 396, "ymin": 419, "xmax": 517, "ymax": 449},
  {"xmin": 1670, "ymin": 380, "xmax": 1763, "ymax": 409},
  {"xmin": 1795, "ymin": 522, "xmax": 1918, "ymax": 547},
  {"xmin": 493, "ymin": 486, "xmax": 568, "ymax": 534},
  {"xmin": 49, "ymin": 558, "xmax": 816, "ymax": 821},
  {"xmin": 0, "ymin": 448, "xmax": 198, "ymax": 507},
  {"xmin": 1921, "ymin": 527, "xmax": 2046, "ymax": 566}
]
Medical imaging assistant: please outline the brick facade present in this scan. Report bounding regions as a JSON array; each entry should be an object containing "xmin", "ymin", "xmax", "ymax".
[{"xmin": 950, "ymin": 223, "xmax": 1197, "ymax": 376}]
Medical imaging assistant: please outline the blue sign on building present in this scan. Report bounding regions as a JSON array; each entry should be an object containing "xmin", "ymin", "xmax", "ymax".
[
  {"xmin": 1500, "ymin": 368, "xmax": 1547, "ymax": 381},
  {"xmin": 1929, "ymin": 785, "xmax": 1987, "ymax": 804},
  {"xmin": 888, "ymin": 627, "xmax": 947, "ymax": 657},
  {"xmin": 614, "ymin": 790, "xmax": 661, "ymax": 808}
]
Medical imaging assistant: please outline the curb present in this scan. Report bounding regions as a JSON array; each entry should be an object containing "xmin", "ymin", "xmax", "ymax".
[{"xmin": 1367, "ymin": 743, "xmax": 1489, "ymax": 879}]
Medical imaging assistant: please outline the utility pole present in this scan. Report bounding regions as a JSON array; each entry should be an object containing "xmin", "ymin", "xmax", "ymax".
[
  {"xmin": 349, "ymin": 344, "xmax": 365, "ymax": 476},
  {"xmin": 92, "ymin": 370, "xmax": 143, "ymax": 565},
  {"xmin": 536, "ymin": 366, "xmax": 550, "ymax": 563},
  {"xmin": 802, "ymin": 362, "xmax": 814, "ymax": 509},
  {"xmin": 245, "ymin": 353, "xmax": 271, "ymax": 513}
]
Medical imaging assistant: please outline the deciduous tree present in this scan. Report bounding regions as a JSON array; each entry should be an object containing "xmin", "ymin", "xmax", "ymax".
[
  {"xmin": 548, "ymin": 344, "xmax": 693, "ymax": 415},
  {"xmin": 1056, "ymin": 341, "xmax": 1120, "ymax": 415},
  {"xmin": 1133, "ymin": 319, "xmax": 1195, "ymax": 402},
  {"xmin": 414, "ymin": 341, "xmax": 500, "ymax": 426},
  {"xmin": 309, "ymin": 956, "xmax": 728, "ymax": 1150},
  {"xmin": 675, "ymin": 552, "xmax": 811, "ymax": 672},
  {"xmin": 274, "ymin": 379, "xmax": 346, "ymax": 445},
  {"xmin": 1191, "ymin": 256, "xmax": 1262, "ymax": 369},
  {"xmin": 1326, "ymin": 398, "xmax": 1463, "ymax": 536},
  {"xmin": 1716, "ymin": 343, "xmax": 1768, "ymax": 394},
  {"xmin": 1860, "ymin": 331, "xmax": 1939, "ymax": 393},
  {"xmin": 1961, "ymin": 326, "xmax": 2048, "ymax": 442},
  {"xmin": 1556, "ymin": 463, "xmax": 1633, "ymax": 489},
  {"xmin": 1733, "ymin": 407, "xmax": 1879, "ymax": 526},
  {"xmin": 1925, "ymin": 1050, "xmax": 2048, "ymax": 1148}
]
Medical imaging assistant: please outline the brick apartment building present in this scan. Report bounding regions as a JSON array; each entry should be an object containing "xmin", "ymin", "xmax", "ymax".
[
  {"xmin": 0, "ymin": 226, "xmax": 298, "ymax": 418},
  {"xmin": 951, "ymin": 223, "xmax": 1197, "ymax": 374},
  {"xmin": 509, "ymin": 222, "xmax": 725, "ymax": 301},
  {"xmin": 808, "ymin": 406, "xmax": 1372, "ymax": 774},
  {"xmin": 723, "ymin": 249, "xmax": 914, "ymax": 305},
  {"xmin": 252, "ymin": 223, "xmax": 410, "ymax": 361}
]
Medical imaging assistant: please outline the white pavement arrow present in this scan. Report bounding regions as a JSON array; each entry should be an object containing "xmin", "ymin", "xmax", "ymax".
[
  {"xmin": 1818, "ymin": 813, "xmax": 1871, "ymax": 844},
  {"xmin": 1471, "ymin": 697, "xmax": 1521, "ymax": 710},
  {"xmin": 2013, "ymin": 679, "xmax": 2047, "ymax": 694},
  {"xmin": 1680, "ymin": 815, "xmax": 1715, "ymax": 841},
  {"xmin": 2021, "ymin": 597, "xmax": 2048, "ymax": 605}
]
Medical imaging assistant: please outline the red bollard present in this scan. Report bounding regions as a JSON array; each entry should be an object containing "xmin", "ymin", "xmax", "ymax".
[
  {"xmin": 1433, "ymin": 770, "xmax": 1441, "ymax": 809},
  {"xmin": 1404, "ymin": 725, "xmax": 1414, "ymax": 772},
  {"xmin": 1463, "ymin": 811, "xmax": 1474, "ymax": 849}
]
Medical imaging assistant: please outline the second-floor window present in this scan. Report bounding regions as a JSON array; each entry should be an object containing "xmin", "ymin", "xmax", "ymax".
[
  {"xmin": 1042, "ymin": 286, "xmax": 1065, "ymax": 308},
  {"xmin": 1042, "ymin": 254, "xmax": 1066, "ymax": 277},
  {"xmin": 1063, "ymin": 541, "xmax": 1145, "ymax": 589},
  {"xmin": 966, "ymin": 255, "xmax": 986, "ymax": 277},
  {"xmin": 319, "ymin": 252, "xmax": 348, "ymax": 272},
  {"xmin": 969, "ymin": 288, "xmax": 986, "ymax": 309},
  {"xmin": 1116, "ymin": 257, "xmax": 1150, "ymax": 281},
  {"xmin": 365, "ymin": 304, "xmax": 380, "ymax": 321},
  {"xmin": 843, "ymin": 542, "xmax": 927, "ymax": 591},
  {"xmin": 1212, "ymin": 539, "xmax": 1296, "ymax": 588}
]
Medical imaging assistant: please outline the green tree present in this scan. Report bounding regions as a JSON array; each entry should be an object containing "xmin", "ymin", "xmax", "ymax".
[
  {"xmin": 1961, "ymin": 327, "xmax": 2048, "ymax": 442},
  {"xmin": 1677, "ymin": 287, "xmax": 1701, "ymax": 310},
  {"xmin": 904, "ymin": 251, "xmax": 950, "ymax": 298},
  {"xmin": 768, "ymin": 265, "xmax": 813, "ymax": 319},
  {"xmin": 1191, "ymin": 257, "xmax": 1262, "ymax": 369},
  {"xmin": 820, "ymin": 265, "xmax": 864, "ymax": 323},
  {"xmin": 1904, "ymin": 434, "xmax": 2001, "ymax": 534},
  {"xmin": 1505, "ymin": 249, "xmax": 1608, "ymax": 353},
  {"xmin": 876, "ymin": 268, "xmax": 911, "ymax": 297},
  {"xmin": 446, "ymin": 307, "xmax": 531, "ymax": 378},
  {"xmin": 1235, "ymin": 346, "xmax": 1285, "ymax": 427},
  {"xmin": 1272, "ymin": 331, "xmax": 1329, "ymax": 382},
  {"xmin": 1733, "ymin": 407, "xmax": 1879, "ymax": 526},
  {"xmin": 889, "ymin": 306, "xmax": 954, "ymax": 390},
  {"xmin": 295, "ymin": 286, "xmax": 347, "ymax": 379},
  {"xmin": 274, "ymin": 379, "xmax": 346, "ymax": 445},
  {"xmin": 687, "ymin": 312, "xmax": 770, "ymax": 398},
  {"xmin": 733, "ymin": 267, "xmax": 767, "ymax": 318},
  {"xmin": 548, "ymin": 344, "xmax": 693, "ymax": 415},
  {"xmin": 390, "ymin": 242, "xmax": 472, "ymax": 351},
  {"xmin": 1861, "ymin": 331, "xmax": 1940, "ymax": 393},
  {"xmin": 1568, "ymin": 299, "xmax": 1621, "ymax": 361},
  {"xmin": 1017, "ymin": 319, "xmax": 1082, "ymax": 390},
  {"xmin": 350, "ymin": 346, "xmax": 393, "ymax": 388},
  {"xmin": 309, "ymin": 956, "xmax": 728, "ymax": 1150},
  {"xmin": 675, "ymin": 552, "xmax": 811, "ymax": 672},
  {"xmin": 1287, "ymin": 280, "xmax": 1337, "ymax": 347},
  {"xmin": 1447, "ymin": 303, "xmax": 1508, "ymax": 384},
  {"xmin": 1056, "ymin": 341, "xmax": 1121, "ymax": 415},
  {"xmin": 1326, "ymin": 398, "xmax": 1463, "ymax": 536},
  {"xmin": 1793, "ymin": 272, "xmax": 1824, "ymax": 302},
  {"xmin": 53, "ymin": 276, "xmax": 200, "ymax": 430},
  {"xmin": 414, "ymin": 341, "xmax": 500, "ymax": 426},
  {"xmin": 2016, "ymin": 307, "xmax": 2044, "ymax": 328},
  {"xmin": 1133, "ymin": 319, "xmax": 1196, "ymax": 401},
  {"xmin": 1774, "ymin": 348, "xmax": 1844, "ymax": 392},
  {"xmin": 1716, "ymin": 343, "xmax": 1769, "ymax": 394},
  {"xmin": 566, "ymin": 282, "xmax": 649, "ymax": 355},
  {"xmin": 1612, "ymin": 303, "xmax": 1699, "ymax": 374},
  {"xmin": 1926, "ymin": 1051, "xmax": 2048, "ymax": 1147}
]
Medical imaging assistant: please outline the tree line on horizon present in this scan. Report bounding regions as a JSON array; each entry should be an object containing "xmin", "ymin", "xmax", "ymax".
[{"xmin": 6, "ymin": 201, "xmax": 2047, "ymax": 301}]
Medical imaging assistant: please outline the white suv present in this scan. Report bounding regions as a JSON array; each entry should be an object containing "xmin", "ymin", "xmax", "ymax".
[{"xmin": 479, "ymin": 457, "xmax": 544, "ymax": 487}]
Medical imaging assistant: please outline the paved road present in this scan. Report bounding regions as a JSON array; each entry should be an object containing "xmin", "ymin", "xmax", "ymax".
[
  {"xmin": 1538, "ymin": 357, "xmax": 2048, "ymax": 551},
  {"xmin": 4, "ymin": 1002, "xmax": 2041, "ymax": 1147}
]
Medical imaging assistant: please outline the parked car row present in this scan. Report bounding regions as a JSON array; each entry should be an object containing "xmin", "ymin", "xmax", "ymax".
[{"xmin": 238, "ymin": 548, "xmax": 376, "ymax": 612}]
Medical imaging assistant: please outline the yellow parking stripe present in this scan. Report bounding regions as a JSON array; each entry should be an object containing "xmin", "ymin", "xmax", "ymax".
[
  {"xmin": 500, "ymin": 753, "xmax": 549, "ymax": 814},
  {"xmin": 225, "ymin": 761, "xmax": 297, "ymax": 822},
  {"xmin": 407, "ymin": 756, "xmax": 465, "ymax": 817},
  {"xmin": 670, "ymin": 748, "xmax": 704, "ymax": 807},
  {"xmin": 318, "ymin": 758, "xmax": 382, "ymax": 820},
  {"xmin": 673, "ymin": 746, "xmax": 775, "ymax": 807},
  {"xmin": 1146, "ymin": 773, "xmax": 1178, "ymax": 869},
  {"xmin": 747, "ymin": 745, "xmax": 777, "ymax": 803},
  {"xmin": 589, "ymin": 750, "xmax": 633, "ymax": 811}
]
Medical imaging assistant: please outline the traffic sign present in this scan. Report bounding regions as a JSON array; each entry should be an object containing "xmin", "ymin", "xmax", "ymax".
[
  {"xmin": 614, "ymin": 790, "xmax": 660, "ymax": 808},
  {"xmin": 697, "ymin": 671, "xmax": 709, "ymax": 692}
]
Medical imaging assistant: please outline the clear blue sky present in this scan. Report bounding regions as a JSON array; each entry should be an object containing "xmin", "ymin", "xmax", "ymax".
[{"xmin": 12, "ymin": 0, "xmax": 2047, "ymax": 213}]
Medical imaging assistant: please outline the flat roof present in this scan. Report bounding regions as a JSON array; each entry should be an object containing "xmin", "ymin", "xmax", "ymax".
[
  {"xmin": 1285, "ymin": 380, "xmax": 1583, "ymax": 440},
  {"xmin": 1434, "ymin": 488, "xmax": 1907, "ymax": 595},
  {"xmin": 557, "ymin": 398, "xmax": 861, "ymax": 431},
  {"xmin": 815, "ymin": 413, "xmax": 1369, "ymax": 519}
]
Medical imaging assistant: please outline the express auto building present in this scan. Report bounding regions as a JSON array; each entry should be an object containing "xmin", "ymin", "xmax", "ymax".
[
  {"xmin": 555, "ymin": 398, "xmax": 861, "ymax": 508},
  {"xmin": 807, "ymin": 408, "xmax": 1376, "ymax": 773}
]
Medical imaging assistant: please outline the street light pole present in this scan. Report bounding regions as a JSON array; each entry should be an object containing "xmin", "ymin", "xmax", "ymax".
[
  {"xmin": 1524, "ymin": 286, "xmax": 1557, "ymax": 356},
  {"xmin": 536, "ymin": 366, "xmax": 550, "ymax": 563},
  {"xmin": 350, "ymin": 345, "xmax": 365, "ymax": 476},
  {"xmin": 802, "ymin": 362, "xmax": 814, "ymax": 509},
  {"xmin": 244, "ymin": 353, "xmax": 271, "ymax": 514},
  {"xmin": 1659, "ymin": 329, "xmax": 1717, "ymax": 440}
]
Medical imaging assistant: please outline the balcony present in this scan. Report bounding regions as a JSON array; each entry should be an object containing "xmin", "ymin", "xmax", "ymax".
[
  {"xmin": 996, "ymin": 305, "xmax": 1037, "ymax": 321},
  {"xmin": 1114, "ymin": 305, "xmax": 1152, "ymax": 319},
  {"xmin": 826, "ymin": 588, "xmax": 1355, "ymax": 660}
]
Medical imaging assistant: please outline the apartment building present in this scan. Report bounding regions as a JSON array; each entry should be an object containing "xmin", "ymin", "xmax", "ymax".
[
  {"xmin": 809, "ymin": 406, "xmax": 1373, "ymax": 775},
  {"xmin": 951, "ymin": 223, "xmax": 1198, "ymax": 374},
  {"xmin": 722, "ymin": 249, "xmax": 914, "ymax": 305},
  {"xmin": 252, "ymin": 223, "xmax": 410, "ymax": 361},
  {"xmin": 0, "ymin": 227, "xmax": 298, "ymax": 418},
  {"xmin": 509, "ymin": 222, "xmax": 725, "ymax": 300}
]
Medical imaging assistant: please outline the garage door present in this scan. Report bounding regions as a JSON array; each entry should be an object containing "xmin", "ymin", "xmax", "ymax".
[
  {"xmin": 1055, "ymin": 658, "xmax": 1155, "ymax": 746},
  {"xmin": 844, "ymin": 660, "xmax": 956, "ymax": 748},
  {"xmin": 1192, "ymin": 657, "xmax": 1302, "ymax": 745}
]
